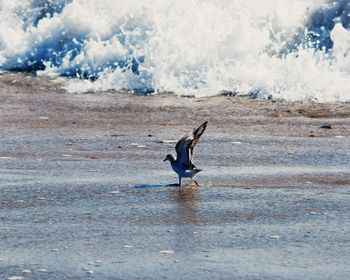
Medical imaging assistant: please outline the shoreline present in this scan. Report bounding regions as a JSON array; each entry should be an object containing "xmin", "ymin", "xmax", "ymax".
[{"xmin": 1, "ymin": 72, "xmax": 349, "ymax": 134}]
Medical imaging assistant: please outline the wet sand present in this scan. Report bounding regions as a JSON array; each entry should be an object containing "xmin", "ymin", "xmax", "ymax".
[{"xmin": 0, "ymin": 72, "xmax": 350, "ymax": 279}]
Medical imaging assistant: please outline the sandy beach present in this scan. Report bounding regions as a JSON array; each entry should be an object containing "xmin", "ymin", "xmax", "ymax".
[{"xmin": 0, "ymin": 72, "xmax": 350, "ymax": 279}]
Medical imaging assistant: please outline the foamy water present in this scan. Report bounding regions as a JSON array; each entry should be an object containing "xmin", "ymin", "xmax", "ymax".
[{"xmin": 1, "ymin": 0, "xmax": 350, "ymax": 101}]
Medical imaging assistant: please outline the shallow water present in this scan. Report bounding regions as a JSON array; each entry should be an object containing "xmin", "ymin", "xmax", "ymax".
[
  {"xmin": 1, "ymin": 180, "xmax": 350, "ymax": 279},
  {"xmin": 0, "ymin": 127, "xmax": 349, "ymax": 279}
]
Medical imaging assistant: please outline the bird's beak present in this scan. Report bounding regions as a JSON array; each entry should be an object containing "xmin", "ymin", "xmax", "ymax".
[{"xmin": 163, "ymin": 158, "xmax": 168, "ymax": 162}]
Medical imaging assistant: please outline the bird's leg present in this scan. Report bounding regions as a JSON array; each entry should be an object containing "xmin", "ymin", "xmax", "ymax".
[
  {"xmin": 178, "ymin": 176, "xmax": 182, "ymax": 187},
  {"xmin": 193, "ymin": 179, "xmax": 199, "ymax": 187}
]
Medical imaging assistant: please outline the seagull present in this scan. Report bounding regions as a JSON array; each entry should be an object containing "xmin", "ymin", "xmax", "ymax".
[{"xmin": 164, "ymin": 121, "xmax": 208, "ymax": 186}]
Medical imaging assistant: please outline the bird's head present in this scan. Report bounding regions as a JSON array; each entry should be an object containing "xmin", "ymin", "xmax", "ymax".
[{"xmin": 163, "ymin": 154, "xmax": 175, "ymax": 163}]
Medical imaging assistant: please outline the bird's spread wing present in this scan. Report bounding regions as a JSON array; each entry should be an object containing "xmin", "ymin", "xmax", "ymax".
[{"xmin": 175, "ymin": 121, "xmax": 208, "ymax": 169}]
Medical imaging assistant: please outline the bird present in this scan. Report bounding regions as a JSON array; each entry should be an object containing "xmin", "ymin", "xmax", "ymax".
[{"xmin": 163, "ymin": 121, "xmax": 208, "ymax": 186}]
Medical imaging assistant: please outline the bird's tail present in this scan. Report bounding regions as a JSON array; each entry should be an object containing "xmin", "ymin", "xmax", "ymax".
[
  {"xmin": 189, "ymin": 169, "xmax": 202, "ymax": 179},
  {"xmin": 192, "ymin": 168, "xmax": 203, "ymax": 175}
]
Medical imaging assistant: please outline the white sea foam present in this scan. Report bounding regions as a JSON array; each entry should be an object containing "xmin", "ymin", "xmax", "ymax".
[{"xmin": 1, "ymin": 0, "xmax": 350, "ymax": 102}]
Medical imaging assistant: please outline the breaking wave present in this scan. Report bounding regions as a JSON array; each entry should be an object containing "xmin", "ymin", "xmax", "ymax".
[{"xmin": 1, "ymin": 0, "xmax": 350, "ymax": 102}]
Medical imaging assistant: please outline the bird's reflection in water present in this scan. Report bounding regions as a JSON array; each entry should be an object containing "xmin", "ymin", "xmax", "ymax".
[
  {"xmin": 171, "ymin": 183, "xmax": 199, "ymax": 224},
  {"xmin": 170, "ymin": 183, "xmax": 201, "ymax": 252}
]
